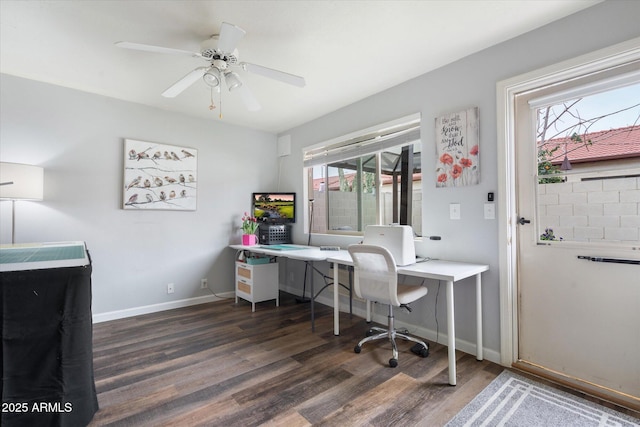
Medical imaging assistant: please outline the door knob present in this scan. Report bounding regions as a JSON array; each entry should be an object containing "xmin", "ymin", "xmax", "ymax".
[{"xmin": 518, "ymin": 217, "xmax": 531, "ymax": 225}]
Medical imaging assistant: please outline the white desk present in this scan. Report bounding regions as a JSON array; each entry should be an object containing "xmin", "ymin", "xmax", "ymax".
[
  {"xmin": 229, "ymin": 244, "xmax": 349, "ymax": 331},
  {"xmin": 326, "ymin": 251, "xmax": 488, "ymax": 386}
]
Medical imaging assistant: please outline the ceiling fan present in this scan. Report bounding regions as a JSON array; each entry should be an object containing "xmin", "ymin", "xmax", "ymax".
[{"xmin": 115, "ymin": 22, "xmax": 305, "ymax": 112}]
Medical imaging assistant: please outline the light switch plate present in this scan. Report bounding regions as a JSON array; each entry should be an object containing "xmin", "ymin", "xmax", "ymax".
[
  {"xmin": 450, "ymin": 203, "xmax": 461, "ymax": 220},
  {"xmin": 484, "ymin": 203, "xmax": 496, "ymax": 219}
]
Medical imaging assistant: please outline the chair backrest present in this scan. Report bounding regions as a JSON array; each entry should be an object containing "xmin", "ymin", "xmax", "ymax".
[{"xmin": 348, "ymin": 244, "xmax": 400, "ymax": 307}]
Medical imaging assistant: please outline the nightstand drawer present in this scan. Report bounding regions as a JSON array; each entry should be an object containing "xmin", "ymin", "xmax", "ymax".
[
  {"xmin": 237, "ymin": 281, "xmax": 252, "ymax": 295},
  {"xmin": 237, "ymin": 265, "xmax": 252, "ymax": 280}
]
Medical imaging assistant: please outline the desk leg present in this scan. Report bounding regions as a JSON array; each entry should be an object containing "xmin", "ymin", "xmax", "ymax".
[
  {"xmin": 349, "ymin": 268, "xmax": 353, "ymax": 316},
  {"xmin": 310, "ymin": 261, "xmax": 315, "ymax": 332},
  {"xmin": 333, "ymin": 262, "xmax": 340, "ymax": 335},
  {"xmin": 476, "ymin": 273, "xmax": 483, "ymax": 361},
  {"xmin": 446, "ymin": 280, "xmax": 456, "ymax": 386}
]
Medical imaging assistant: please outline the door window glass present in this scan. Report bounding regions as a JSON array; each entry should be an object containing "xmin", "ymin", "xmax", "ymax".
[{"xmin": 535, "ymin": 82, "xmax": 640, "ymax": 245}]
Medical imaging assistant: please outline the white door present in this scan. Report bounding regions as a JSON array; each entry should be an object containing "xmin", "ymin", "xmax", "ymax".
[{"xmin": 514, "ymin": 64, "xmax": 640, "ymax": 401}]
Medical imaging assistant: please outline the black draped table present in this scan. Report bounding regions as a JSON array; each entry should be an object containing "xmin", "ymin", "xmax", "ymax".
[{"xmin": 1, "ymin": 241, "xmax": 98, "ymax": 426}]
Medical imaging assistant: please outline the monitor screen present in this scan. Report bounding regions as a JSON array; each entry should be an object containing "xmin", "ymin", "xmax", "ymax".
[{"xmin": 252, "ymin": 192, "xmax": 296, "ymax": 223}]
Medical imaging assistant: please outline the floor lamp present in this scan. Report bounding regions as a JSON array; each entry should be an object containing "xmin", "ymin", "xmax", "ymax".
[{"xmin": 0, "ymin": 162, "xmax": 44, "ymax": 244}]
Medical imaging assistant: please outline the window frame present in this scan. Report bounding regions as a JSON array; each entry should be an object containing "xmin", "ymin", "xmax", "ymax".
[{"xmin": 524, "ymin": 64, "xmax": 640, "ymax": 247}]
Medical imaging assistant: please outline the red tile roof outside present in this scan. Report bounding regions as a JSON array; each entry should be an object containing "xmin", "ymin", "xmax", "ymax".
[{"xmin": 540, "ymin": 125, "xmax": 640, "ymax": 165}]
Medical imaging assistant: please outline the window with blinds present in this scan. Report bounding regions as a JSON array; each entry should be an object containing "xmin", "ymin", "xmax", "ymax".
[{"xmin": 304, "ymin": 114, "xmax": 423, "ymax": 235}]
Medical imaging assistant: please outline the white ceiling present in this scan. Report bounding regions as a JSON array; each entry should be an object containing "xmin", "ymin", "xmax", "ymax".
[{"xmin": 0, "ymin": 1, "xmax": 600, "ymax": 134}]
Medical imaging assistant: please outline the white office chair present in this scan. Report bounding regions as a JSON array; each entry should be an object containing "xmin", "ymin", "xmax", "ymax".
[{"xmin": 348, "ymin": 244, "xmax": 429, "ymax": 367}]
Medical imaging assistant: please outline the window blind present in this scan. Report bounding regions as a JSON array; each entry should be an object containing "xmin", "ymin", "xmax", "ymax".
[{"xmin": 303, "ymin": 115, "xmax": 421, "ymax": 168}]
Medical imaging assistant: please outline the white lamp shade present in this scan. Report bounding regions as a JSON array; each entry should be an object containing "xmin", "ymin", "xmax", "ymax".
[
  {"xmin": 203, "ymin": 67, "xmax": 221, "ymax": 88},
  {"xmin": 224, "ymin": 71, "xmax": 242, "ymax": 91},
  {"xmin": 0, "ymin": 162, "xmax": 44, "ymax": 200}
]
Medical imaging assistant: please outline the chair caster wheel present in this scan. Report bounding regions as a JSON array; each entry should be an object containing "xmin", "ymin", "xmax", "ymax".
[
  {"xmin": 365, "ymin": 329, "xmax": 375, "ymax": 337},
  {"xmin": 354, "ymin": 345, "xmax": 361, "ymax": 354},
  {"xmin": 411, "ymin": 343, "xmax": 430, "ymax": 358},
  {"xmin": 389, "ymin": 358, "xmax": 398, "ymax": 368}
]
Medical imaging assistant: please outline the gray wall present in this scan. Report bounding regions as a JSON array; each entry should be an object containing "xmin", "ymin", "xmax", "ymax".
[
  {"xmin": 0, "ymin": 75, "xmax": 278, "ymax": 315},
  {"xmin": 277, "ymin": 1, "xmax": 640, "ymax": 359}
]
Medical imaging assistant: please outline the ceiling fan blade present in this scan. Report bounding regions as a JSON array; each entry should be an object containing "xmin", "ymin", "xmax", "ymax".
[
  {"xmin": 217, "ymin": 22, "xmax": 246, "ymax": 53},
  {"xmin": 115, "ymin": 41, "xmax": 201, "ymax": 58},
  {"xmin": 237, "ymin": 84, "xmax": 261, "ymax": 112},
  {"xmin": 162, "ymin": 67, "xmax": 207, "ymax": 98},
  {"xmin": 242, "ymin": 62, "xmax": 306, "ymax": 88}
]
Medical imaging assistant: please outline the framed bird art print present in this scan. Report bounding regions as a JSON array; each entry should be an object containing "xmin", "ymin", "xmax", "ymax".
[{"xmin": 123, "ymin": 139, "xmax": 197, "ymax": 211}]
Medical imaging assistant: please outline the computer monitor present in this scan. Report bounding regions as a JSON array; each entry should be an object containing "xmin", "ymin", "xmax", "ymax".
[
  {"xmin": 252, "ymin": 192, "xmax": 295, "ymax": 223},
  {"xmin": 363, "ymin": 225, "xmax": 416, "ymax": 266}
]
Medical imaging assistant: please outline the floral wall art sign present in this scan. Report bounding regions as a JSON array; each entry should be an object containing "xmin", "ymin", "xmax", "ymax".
[
  {"xmin": 123, "ymin": 139, "xmax": 197, "ymax": 210},
  {"xmin": 435, "ymin": 107, "xmax": 479, "ymax": 187}
]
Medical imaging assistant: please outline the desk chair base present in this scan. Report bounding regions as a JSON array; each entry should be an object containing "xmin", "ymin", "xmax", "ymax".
[{"xmin": 354, "ymin": 305, "xmax": 429, "ymax": 367}]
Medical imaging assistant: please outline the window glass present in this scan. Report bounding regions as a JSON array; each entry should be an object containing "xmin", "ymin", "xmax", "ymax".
[
  {"xmin": 535, "ymin": 82, "xmax": 640, "ymax": 244},
  {"xmin": 326, "ymin": 157, "xmax": 377, "ymax": 232},
  {"xmin": 309, "ymin": 141, "xmax": 422, "ymax": 235}
]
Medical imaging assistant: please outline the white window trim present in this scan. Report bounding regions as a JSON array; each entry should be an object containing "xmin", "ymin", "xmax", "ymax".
[
  {"xmin": 496, "ymin": 37, "xmax": 640, "ymax": 367},
  {"xmin": 527, "ymin": 68, "xmax": 640, "ymax": 109},
  {"xmin": 303, "ymin": 113, "xmax": 421, "ymax": 235},
  {"xmin": 304, "ymin": 113, "xmax": 420, "ymax": 152},
  {"xmin": 303, "ymin": 113, "xmax": 420, "ymax": 167}
]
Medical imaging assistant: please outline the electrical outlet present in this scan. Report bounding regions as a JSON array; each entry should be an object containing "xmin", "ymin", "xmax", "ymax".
[
  {"xmin": 201, "ymin": 278, "xmax": 208, "ymax": 289},
  {"xmin": 167, "ymin": 283, "xmax": 174, "ymax": 294}
]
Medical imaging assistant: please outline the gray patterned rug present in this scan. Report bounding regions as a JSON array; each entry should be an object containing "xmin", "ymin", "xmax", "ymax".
[{"xmin": 446, "ymin": 370, "xmax": 639, "ymax": 426}]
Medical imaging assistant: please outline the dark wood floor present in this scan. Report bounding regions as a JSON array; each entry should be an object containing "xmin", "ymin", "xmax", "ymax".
[{"xmin": 88, "ymin": 292, "xmax": 504, "ymax": 426}]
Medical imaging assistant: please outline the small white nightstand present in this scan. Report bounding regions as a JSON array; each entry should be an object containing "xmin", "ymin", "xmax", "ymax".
[{"xmin": 235, "ymin": 260, "xmax": 279, "ymax": 312}]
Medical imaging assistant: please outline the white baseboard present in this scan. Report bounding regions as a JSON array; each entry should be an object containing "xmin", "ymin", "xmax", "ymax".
[{"xmin": 92, "ymin": 291, "xmax": 236, "ymax": 323}]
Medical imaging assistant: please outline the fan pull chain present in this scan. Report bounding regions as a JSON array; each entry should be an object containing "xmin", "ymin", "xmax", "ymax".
[{"xmin": 209, "ymin": 87, "xmax": 216, "ymax": 111}]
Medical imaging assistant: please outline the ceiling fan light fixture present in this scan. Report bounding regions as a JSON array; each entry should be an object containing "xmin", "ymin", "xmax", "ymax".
[
  {"xmin": 117, "ymin": 21, "xmax": 305, "ymax": 110},
  {"xmin": 203, "ymin": 67, "xmax": 220, "ymax": 87},
  {"xmin": 224, "ymin": 71, "xmax": 242, "ymax": 91}
]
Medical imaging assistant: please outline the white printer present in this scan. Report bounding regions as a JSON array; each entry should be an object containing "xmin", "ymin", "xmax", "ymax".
[{"xmin": 362, "ymin": 225, "xmax": 416, "ymax": 266}]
